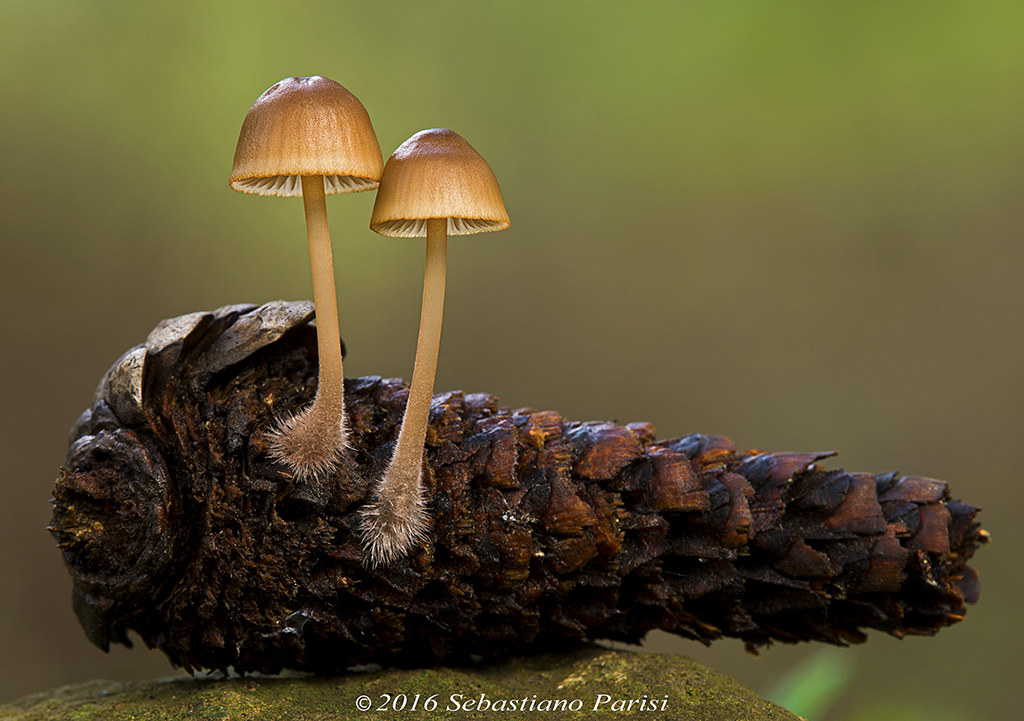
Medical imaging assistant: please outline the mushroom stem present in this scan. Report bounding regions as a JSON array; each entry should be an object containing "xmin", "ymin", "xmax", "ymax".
[
  {"xmin": 302, "ymin": 174, "xmax": 346, "ymax": 425},
  {"xmin": 392, "ymin": 217, "xmax": 447, "ymax": 485},
  {"xmin": 268, "ymin": 175, "xmax": 348, "ymax": 478},
  {"xmin": 362, "ymin": 217, "xmax": 447, "ymax": 565}
]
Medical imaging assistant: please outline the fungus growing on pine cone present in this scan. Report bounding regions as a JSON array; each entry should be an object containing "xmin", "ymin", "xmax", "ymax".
[
  {"xmin": 361, "ymin": 129, "xmax": 510, "ymax": 566},
  {"xmin": 230, "ymin": 76, "xmax": 383, "ymax": 481}
]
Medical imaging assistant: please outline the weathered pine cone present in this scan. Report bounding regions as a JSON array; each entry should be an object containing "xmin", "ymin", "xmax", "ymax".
[{"xmin": 50, "ymin": 302, "xmax": 986, "ymax": 674}]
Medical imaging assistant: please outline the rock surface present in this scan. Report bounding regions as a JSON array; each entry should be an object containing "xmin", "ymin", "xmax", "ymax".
[{"xmin": 0, "ymin": 647, "xmax": 799, "ymax": 720}]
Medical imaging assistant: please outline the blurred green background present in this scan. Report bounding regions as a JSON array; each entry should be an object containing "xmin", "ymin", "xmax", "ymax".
[{"xmin": 1, "ymin": 2, "xmax": 1020, "ymax": 718}]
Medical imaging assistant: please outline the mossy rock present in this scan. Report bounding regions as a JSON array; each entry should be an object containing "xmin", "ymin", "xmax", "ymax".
[{"xmin": 0, "ymin": 646, "xmax": 799, "ymax": 720}]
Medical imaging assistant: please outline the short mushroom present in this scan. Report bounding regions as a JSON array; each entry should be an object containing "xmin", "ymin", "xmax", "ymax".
[
  {"xmin": 361, "ymin": 128, "xmax": 510, "ymax": 566},
  {"xmin": 230, "ymin": 76, "xmax": 383, "ymax": 480}
]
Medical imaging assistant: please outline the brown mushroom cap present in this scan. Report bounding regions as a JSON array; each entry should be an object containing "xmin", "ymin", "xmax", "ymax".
[
  {"xmin": 230, "ymin": 76, "xmax": 383, "ymax": 197},
  {"xmin": 370, "ymin": 128, "xmax": 510, "ymax": 237}
]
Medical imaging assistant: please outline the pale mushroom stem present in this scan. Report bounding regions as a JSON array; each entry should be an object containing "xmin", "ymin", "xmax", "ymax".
[
  {"xmin": 302, "ymin": 174, "xmax": 346, "ymax": 426},
  {"xmin": 268, "ymin": 175, "xmax": 348, "ymax": 479},
  {"xmin": 363, "ymin": 217, "xmax": 447, "ymax": 566}
]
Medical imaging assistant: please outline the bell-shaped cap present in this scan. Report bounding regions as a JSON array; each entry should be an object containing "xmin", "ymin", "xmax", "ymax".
[
  {"xmin": 370, "ymin": 129, "xmax": 510, "ymax": 237},
  {"xmin": 230, "ymin": 76, "xmax": 383, "ymax": 197}
]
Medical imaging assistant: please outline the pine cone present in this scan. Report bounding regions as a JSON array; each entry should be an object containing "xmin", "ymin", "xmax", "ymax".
[{"xmin": 50, "ymin": 302, "xmax": 987, "ymax": 674}]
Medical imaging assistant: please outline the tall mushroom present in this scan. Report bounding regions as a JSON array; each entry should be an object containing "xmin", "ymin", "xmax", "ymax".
[
  {"xmin": 361, "ymin": 128, "xmax": 510, "ymax": 566},
  {"xmin": 230, "ymin": 76, "xmax": 383, "ymax": 480}
]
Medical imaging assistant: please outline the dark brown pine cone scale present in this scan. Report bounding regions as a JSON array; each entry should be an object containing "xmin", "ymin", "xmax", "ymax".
[{"xmin": 50, "ymin": 302, "xmax": 986, "ymax": 674}]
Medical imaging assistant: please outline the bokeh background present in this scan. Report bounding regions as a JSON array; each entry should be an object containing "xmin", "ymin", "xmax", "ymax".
[{"xmin": 1, "ymin": 2, "xmax": 1020, "ymax": 719}]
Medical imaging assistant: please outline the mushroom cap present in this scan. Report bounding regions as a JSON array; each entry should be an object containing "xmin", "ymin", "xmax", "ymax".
[
  {"xmin": 230, "ymin": 76, "xmax": 383, "ymax": 197},
  {"xmin": 370, "ymin": 128, "xmax": 510, "ymax": 238}
]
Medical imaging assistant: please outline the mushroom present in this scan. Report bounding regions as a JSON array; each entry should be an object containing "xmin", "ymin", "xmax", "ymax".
[
  {"xmin": 361, "ymin": 128, "xmax": 510, "ymax": 565},
  {"xmin": 230, "ymin": 76, "xmax": 383, "ymax": 480}
]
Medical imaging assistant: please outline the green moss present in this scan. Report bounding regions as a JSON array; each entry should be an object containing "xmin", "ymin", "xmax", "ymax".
[{"xmin": 0, "ymin": 647, "xmax": 800, "ymax": 721}]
